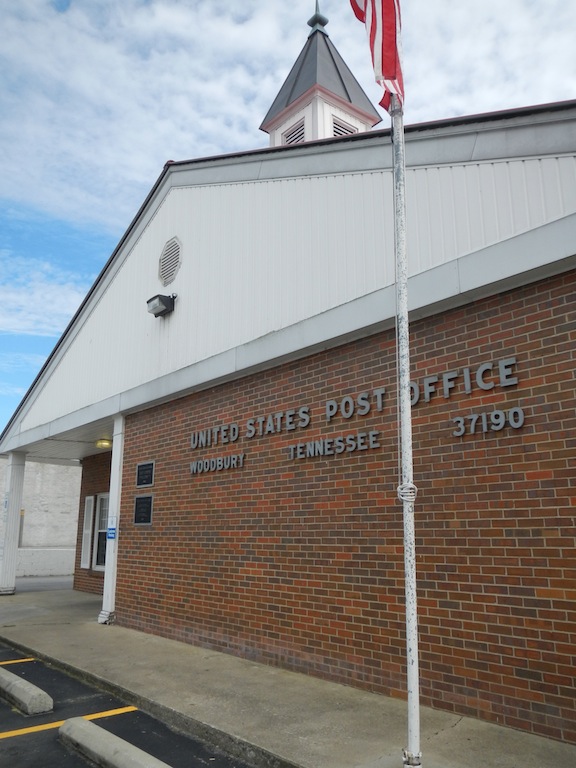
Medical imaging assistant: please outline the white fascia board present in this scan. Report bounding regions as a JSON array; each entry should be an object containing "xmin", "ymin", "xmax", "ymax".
[
  {"xmin": 457, "ymin": 213, "xmax": 576, "ymax": 292},
  {"xmin": 405, "ymin": 106, "xmax": 576, "ymax": 166},
  {"xmin": 151, "ymin": 118, "xmax": 576, "ymax": 219},
  {"xmin": 118, "ymin": 349, "xmax": 238, "ymax": 414}
]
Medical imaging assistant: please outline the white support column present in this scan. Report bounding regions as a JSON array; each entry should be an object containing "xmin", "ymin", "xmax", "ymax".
[
  {"xmin": 98, "ymin": 415, "xmax": 125, "ymax": 624},
  {"xmin": 0, "ymin": 452, "xmax": 26, "ymax": 595}
]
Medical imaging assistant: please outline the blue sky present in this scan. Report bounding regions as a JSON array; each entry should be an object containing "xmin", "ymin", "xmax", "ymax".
[{"xmin": 1, "ymin": 0, "xmax": 575, "ymax": 434}]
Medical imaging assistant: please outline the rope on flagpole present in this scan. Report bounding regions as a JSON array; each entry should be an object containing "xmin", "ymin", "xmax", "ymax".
[{"xmin": 397, "ymin": 482, "xmax": 417, "ymax": 503}]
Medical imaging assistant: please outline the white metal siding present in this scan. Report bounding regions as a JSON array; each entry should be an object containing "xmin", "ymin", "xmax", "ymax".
[
  {"xmin": 19, "ymin": 154, "xmax": 576, "ymax": 432},
  {"xmin": 407, "ymin": 155, "xmax": 576, "ymax": 275}
]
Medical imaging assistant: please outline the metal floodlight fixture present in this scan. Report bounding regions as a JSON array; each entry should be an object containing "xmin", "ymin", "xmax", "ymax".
[{"xmin": 147, "ymin": 293, "xmax": 176, "ymax": 318}]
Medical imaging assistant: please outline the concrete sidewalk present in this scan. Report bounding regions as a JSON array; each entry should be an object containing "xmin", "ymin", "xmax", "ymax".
[{"xmin": 1, "ymin": 578, "xmax": 575, "ymax": 768}]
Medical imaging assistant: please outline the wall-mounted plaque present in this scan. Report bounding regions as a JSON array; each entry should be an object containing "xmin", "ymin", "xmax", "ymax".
[
  {"xmin": 136, "ymin": 461, "xmax": 155, "ymax": 487},
  {"xmin": 134, "ymin": 495, "xmax": 153, "ymax": 525}
]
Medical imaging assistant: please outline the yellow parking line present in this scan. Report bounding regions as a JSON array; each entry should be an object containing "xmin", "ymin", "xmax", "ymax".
[
  {"xmin": 83, "ymin": 706, "xmax": 138, "ymax": 721},
  {"xmin": 0, "ymin": 705, "xmax": 137, "ymax": 740},
  {"xmin": 0, "ymin": 658, "xmax": 36, "ymax": 666},
  {"xmin": 0, "ymin": 719, "xmax": 66, "ymax": 739}
]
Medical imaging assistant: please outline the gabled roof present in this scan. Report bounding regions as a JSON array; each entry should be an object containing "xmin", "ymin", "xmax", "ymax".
[
  {"xmin": 260, "ymin": 8, "xmax": 381, "ymax": 131},
  {"xmin": 1, "ymin": 101, "xmax": 575, "ymax": 463}
]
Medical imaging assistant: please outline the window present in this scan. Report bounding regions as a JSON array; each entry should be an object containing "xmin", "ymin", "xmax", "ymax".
[
  {"xmin": 80, "ymin": 497, "xmax": 94, "ymax": 569},
  {"xmin": 80, "ymin": 493, "xmax": 109, "ymax": 571},
  {"xmin": 92, "ymin": 494, "xmax": 109, "ymax": 571}
]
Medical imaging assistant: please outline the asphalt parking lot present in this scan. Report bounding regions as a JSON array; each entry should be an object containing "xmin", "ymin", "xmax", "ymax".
[{"xmin": 0, "ymin": 640, "xmax": 254, "ymax": 768}]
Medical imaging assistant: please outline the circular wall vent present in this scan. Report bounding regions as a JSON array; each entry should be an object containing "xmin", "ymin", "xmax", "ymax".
[{"xmin": 159, "ymin": 237, "xmax": 181, "ymax": 286}]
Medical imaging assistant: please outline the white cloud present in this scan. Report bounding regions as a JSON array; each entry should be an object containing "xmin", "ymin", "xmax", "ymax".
[
  {"xmin": 399, "ymin": 0, "xmax": 576, "ymax": 121},
  {"xmin": 0, "ymin": 383, "xmax": 29, "ymax": 398},
  {"xmin": 0, "ymin": 0, "xmax": 574, "ymax": 234},
  {"xmin": 0, "ymin": 255, "xmax": 89, "ymax": 336},
  {"xmin": 0, "ymin": 353, "xmax": 46, "ymax": 374}
]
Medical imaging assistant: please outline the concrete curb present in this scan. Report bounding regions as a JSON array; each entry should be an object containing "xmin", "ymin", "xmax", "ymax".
[
  {"xmin": 60, "ymin": 717, "xmax": 174, "ymax": 768},
  {"xmin": 4, "ymin": 638, "xmax": 299, "ymax": 768},
  {"xmin": 0, "ymin": 665, "xmax": 53, "ymax": 715}
]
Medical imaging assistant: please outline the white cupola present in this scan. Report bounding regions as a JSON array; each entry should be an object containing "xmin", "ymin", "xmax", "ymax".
[{"xmin": 260, "ymin": 2, "xmax": 382, "ymax": 146}]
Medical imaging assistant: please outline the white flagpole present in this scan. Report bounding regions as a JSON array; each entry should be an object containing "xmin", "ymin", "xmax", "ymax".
[{"xmin": 390, "ymin": 92, "xmax": 421, "ymax": 768}]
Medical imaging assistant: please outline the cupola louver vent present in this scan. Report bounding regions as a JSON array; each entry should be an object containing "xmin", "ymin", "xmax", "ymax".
[
  {"xmin": 283, "ymin": 119, "xmax": 305, "ymax": 145},
  {"xmin": 333, "ymin": 117, "xmax": 357, "ymax": 137},
  {"xmin": 159, "ymin": 237, "xmax": 181, "ymax": 286}
]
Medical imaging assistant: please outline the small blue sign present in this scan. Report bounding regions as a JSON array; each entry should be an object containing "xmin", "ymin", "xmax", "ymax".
[{"xmin": 107, "ymin": 528, "xmax": 117, "ymax": 540}]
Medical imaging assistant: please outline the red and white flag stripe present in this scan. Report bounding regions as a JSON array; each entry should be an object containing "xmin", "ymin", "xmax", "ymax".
[{"xmin": 350, "ymin": 0, "xmax": 404, "ymax": 113}]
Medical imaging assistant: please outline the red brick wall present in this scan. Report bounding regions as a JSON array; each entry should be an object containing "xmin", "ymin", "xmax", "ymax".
[
  {"xmin": 73, "ymin": 452, "xmax": 111, "ymax": 594},
  {"xmin": 114, "ymin": 270, "xmax": 575, "ymax": 742}
]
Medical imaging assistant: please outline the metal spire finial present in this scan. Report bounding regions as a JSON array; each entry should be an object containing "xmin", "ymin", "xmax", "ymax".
[{"xmin": 308, "ymin": 1, "xmax": 328, "ymax": 35}]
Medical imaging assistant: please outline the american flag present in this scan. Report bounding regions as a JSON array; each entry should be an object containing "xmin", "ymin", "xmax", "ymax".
[{"xmin": 350, "ymin": 0, "xmax": 404, "ymax": 113}]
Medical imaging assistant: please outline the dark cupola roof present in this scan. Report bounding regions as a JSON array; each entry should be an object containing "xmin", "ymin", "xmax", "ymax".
[{"xmin": 260, "ymin": 3, "xmax": 381, "ymax": 134}]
